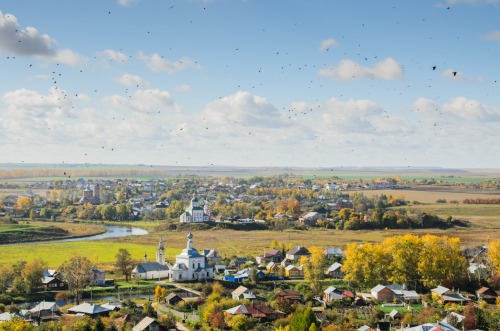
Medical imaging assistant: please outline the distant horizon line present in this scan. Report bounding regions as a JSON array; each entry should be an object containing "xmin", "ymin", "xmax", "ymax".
[{"xmin": 1, "ymin": 162, "xmax": 499, "ymax": 171}]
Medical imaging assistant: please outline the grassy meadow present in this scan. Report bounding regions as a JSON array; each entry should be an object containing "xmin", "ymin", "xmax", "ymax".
[
  {"xmin": 357, "ymin": 189, "xmax": 500, "ymax": 204},
  {"xmin": 3, "ymin": 224, "xmax": 493, "ymax": 270}
]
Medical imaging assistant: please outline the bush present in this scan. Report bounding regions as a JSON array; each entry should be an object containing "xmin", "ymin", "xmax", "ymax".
[{"xmin": 159, "ymin": 312, "xmax": 177, "ymax": 329}]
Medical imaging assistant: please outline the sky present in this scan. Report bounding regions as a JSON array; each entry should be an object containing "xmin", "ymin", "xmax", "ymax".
[{"xmin": 1, "ymin": 0, "xmax": 500, "ymax": 168}]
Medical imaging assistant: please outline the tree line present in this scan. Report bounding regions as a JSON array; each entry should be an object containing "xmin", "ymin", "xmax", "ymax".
[{"xmin": 342, "ymin": 234, "xmax": 500, "ymax": 290}]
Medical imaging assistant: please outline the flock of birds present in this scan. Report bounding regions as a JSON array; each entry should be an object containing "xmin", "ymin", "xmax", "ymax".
[{"xmin": 2, "ymin": 3, "xmax": 496, "ymax": 168}]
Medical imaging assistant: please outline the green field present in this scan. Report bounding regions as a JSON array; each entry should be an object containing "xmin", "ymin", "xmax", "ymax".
[
  {"xmin": 0, "ymin": 223, "xmax": 47, "ymax": 233},
  {"xmin": 388, "ymin": 203, "xmax": 500, "ymax": 230},
  {"xmin": 3, "ymin": 215, "xmax": 500, "ymax": 270},
  {"xmin": 0, "ymin": 240, "xmax": 182, "ymax": 270}
]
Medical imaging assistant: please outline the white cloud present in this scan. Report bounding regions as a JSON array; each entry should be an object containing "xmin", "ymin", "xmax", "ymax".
[
  {"xmin": 412, "ymin": 96, "xmax": 500, "ymax": 122},
  {"xmin": 318, "ymin": 57, "xmax": 403, "ymax": 81},
  {"xmin": 175, "ymin": 84, "xmax": 191, "ymax": 92},
  {"xmin": 442, "ymin": 97, "xmax": 500, "ymax": 121},
  {"xmin": 117, "ymin": 0, "xmax": 139, "ymax": 6},
  {"xmin": 441, "ymin": 69, "xmax": 482, "ymax": 82},
  {"xmin": 0, "ymin": 11, "xmax": 56, "ymax": 56},
  {"xmin": 483, "ymin": 31, "xmax": 500, "ymax": 43},
  {"xmin": 201, "ymin": 91, "xmax": 287, "ymax": 129},
  {"xmin": 52, "ymin": 49, "xmax": 84, "ymax": 66},
  {"xmin": 117, "ymin": 74, "xmax": 149, "ymax": 87},
  {"xmin": 98, "ymin": 49, "xmax": 129, "ymax": 62},
  {"xmin": 319, "ymin": 38, "xmax": 338, "ymax": 52},
  {"xmin": 138, "ymin": 51, "xmax": 201, "ymax": 74},
  {"xmin": 2, "ymin": 87, "xmax": 72, "ymax": 115},
  {"xmin": 103, "ymin": 89, "xmax": 177, "ymax": 113}
]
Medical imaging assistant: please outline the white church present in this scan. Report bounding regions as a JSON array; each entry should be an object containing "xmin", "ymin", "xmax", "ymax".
[
  {"xmin": 170, "ymin": 232, "xmax": 214, "ymax": 282},
  {"xmin": 131, "ymin": 236, "xmax": 170, "ymax": 280},
  {"xmin": 132, "ymin": 232, "xmax": 214, "ymax": 282},
  {"xmin": 179, "ymin": 194, "xmax": 210, "ymax": 223}
]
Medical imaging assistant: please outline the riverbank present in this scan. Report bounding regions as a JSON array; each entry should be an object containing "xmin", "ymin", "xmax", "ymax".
[{"xmin": 0, "ymin": 221, "xmax": 106, "ymax": 245}]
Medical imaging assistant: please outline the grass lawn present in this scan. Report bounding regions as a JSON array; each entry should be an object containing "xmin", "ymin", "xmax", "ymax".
[
  {"xmin": 0, "ymin": 223, "xmax": 46, "ymax": 232},
  {"xmin": 376, "ymin": 304, "xmax": 424, "ymax": 313}
]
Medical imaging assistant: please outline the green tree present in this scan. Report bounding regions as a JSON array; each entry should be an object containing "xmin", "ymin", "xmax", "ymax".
[
  {"xmin": 59, "ymin": 255, "xmax": 94, "ymax": 304},
  {"xmin": 39, "ymin": 208, "xmax": 53, "ymax": 219},
  {"xmin": 116, "ymin": 203, "xmax": 131, "ymax": 221},
  {"xmin": 143, "ymin": 301, "xmax": 157, "ymax": 318},
  {"xmin": 101, "ymin": 205, "xmax": 117, "ymax": 220},
  {"xmin": 114, "ymin": 249, "xmax": 134, "ymax": 282},
  {"xmin": 159, "ymin": 313, "xmax": 177, "ymax": 329},
  {"xmin": 165, "ymin": 200, "xmax": 185, "ymax": 219},
  {"xmin": 0, "ymin": 265, "xmax": 13, "ymax": 295},
  {"xmin": 289, "ymin": 307, "xmax": 318, "ymax": 331}
]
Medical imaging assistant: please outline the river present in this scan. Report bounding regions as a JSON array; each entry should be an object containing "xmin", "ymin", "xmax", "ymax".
[
  {"xmin": 9, "ymin": 225, "xmax": 149, "ymax": 245},
  {"xmin": 59, "ymin": 225, "xmax": 148, "ymax": 242}
]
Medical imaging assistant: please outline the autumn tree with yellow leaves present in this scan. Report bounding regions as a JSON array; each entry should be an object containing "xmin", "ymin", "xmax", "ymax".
[
  {"xmin": 342, "ymin": 234, "xmax": 467, "ymax": 289},
  {"xmin": 488, "ymin": 240, "xmax": 500, "ymax": 274},
  {"xmin": 301, "ymin": 247, "xmax": 326, "ymax": 294}
]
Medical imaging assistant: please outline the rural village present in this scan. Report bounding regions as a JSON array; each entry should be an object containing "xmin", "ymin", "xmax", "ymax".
[{"xmin": 1, "ymin": 173, "xmax": 500, "ymax": 331}]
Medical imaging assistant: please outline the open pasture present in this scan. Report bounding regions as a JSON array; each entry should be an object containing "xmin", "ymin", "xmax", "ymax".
[
  {"xmin": 360, "ymin": 189, "xmax": 500, "ymax": 204},
  {"xmin": 2, "ymin": 225, "xmax": 500, "ymax": 270}
]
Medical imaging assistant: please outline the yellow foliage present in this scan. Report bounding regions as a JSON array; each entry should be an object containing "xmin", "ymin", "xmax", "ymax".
[{"xmin": 488, "ymin": 240, "xmax": 500, "ymax": 274}]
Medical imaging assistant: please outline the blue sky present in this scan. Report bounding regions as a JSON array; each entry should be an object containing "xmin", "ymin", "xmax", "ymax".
[{"xmin": 1, "ymin": 0, "xmax": 500, "ymax": 168}]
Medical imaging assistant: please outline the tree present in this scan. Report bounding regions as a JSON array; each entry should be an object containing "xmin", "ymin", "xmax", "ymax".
[
  {"xmin": 209, "ymin": 311, "xmax": 227, "ymax": 329},
  {"xmin": 159, "ymin": 313, "xmax": 177, "ymax": 329},
  {"xmin": 114, "ymin": 248, "xmax": 134, "ymax": 282},
  {"xmin": 21, "ymin": 259, "xmax": 47, "ymax": 298},
  {"xmin": 14, "ymin": 196, "xmax": 31, "ymax": 214},
  {"xmin": 39, "ymin": 208, "xmax": 53, "ymax": 219},
  {"xmin": 0, "ymin": 265, "xmax": 13, "ymax": 294},
  {"xmin": 59, "ymin": 255, "xmax": 94, "ymax": 305},
  {"xmin": 101, "ymin": 205, "xmax": 116, "ymax": 220},
  {"xmin": 303, "ymin": 247, "xmax": 326, "ymax": 294},
  {"xmin": 165, "ymin": 200, "xmax": 185, "ymax": 219},
  {"xmin": 384, "ymin": 234, "xmax": 423, "ymax": 286},
  {"xmin": 226, "ymin": 314, "xmax": 255, "ymax": 331},
  {"xmin": 143, "ymin": 301, "xmax": 157, "ymax": 318},
  {"xmin": 0, "ymin": 317, "xmax": 37, "ymax": 331},
  {"xmin": 116, "ymin": 203, "xmax": 131, "ymax": 221},
  {"xmin": 488, "ymin": 240, "xmax": 500, "ymax": 274},
  {"xmin": 289, "ymin": 307, "xmax": 318, "ymax": 331},
  {"xmin": 342, "ymin": 242, "xmax": 389, "ymax": 288},
  {"xmin": 154, "ymin": 285, "xmax": 167, "ymax": 303},
  {"xmin": 418, "ymin": 235, "xmax": 467, "ymax": 288}
]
